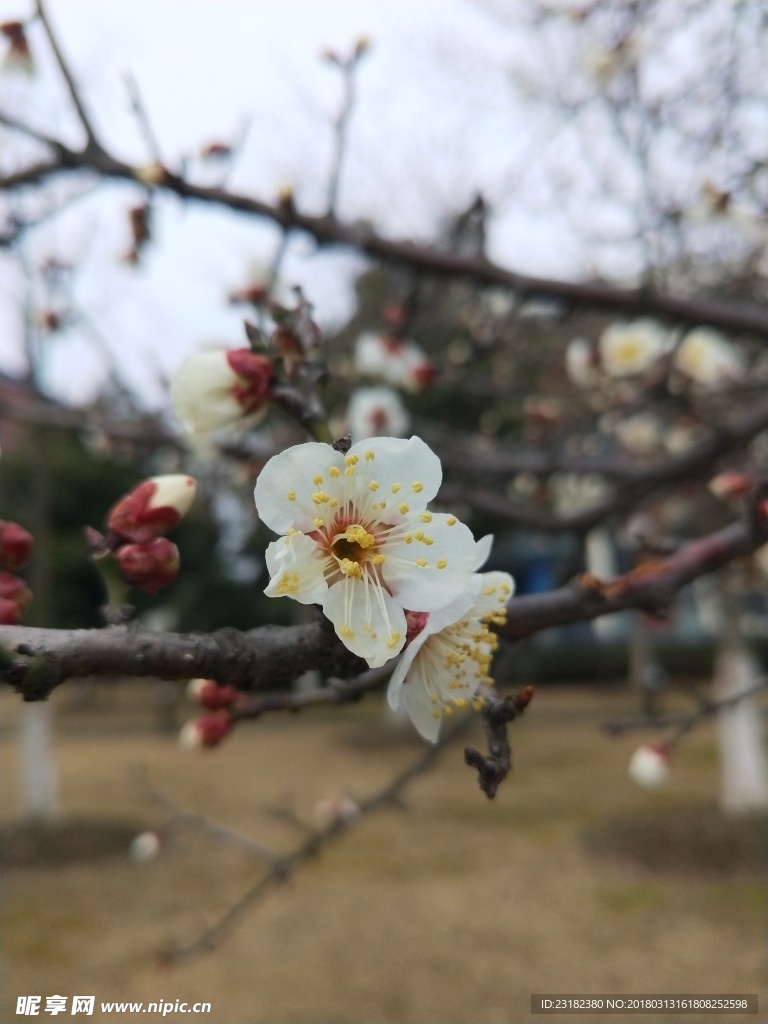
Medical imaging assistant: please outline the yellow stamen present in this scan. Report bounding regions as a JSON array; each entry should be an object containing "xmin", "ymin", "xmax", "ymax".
[
  {"xmin": 411, "ymin": 481, "xmax": 424, "ymax": 493},
  {"xmin": 398, "ymin": 503, "xmax": 409, "ymax": 514}
]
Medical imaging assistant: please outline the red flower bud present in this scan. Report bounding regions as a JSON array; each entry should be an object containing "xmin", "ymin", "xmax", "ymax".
[
  {"xmin": 1, "ymin": 596, "xmax": 23, "ymax": 624},
  {"xmin": 1, "ymin": 571, "xmax": 33, "ymax": 616},
  {"xmin": 188, "ymin": 678, "xmax": 240, "ymax": 710},
  {"xmin": 199, "ymin": 141, "xmax": 232, "ymax": 159},
  {"xmin": 0, "ymin": 520, "xmax": 34, "ymax": 571},
  {"xmin": 116, "ymin": 538, "xmax": 180, "ymax": 593},
  {"xmin": 107, "ymin": 475, "xmax": 196, "ymax": 543},
  {"xmin": 516, "ymin": 685, "xmax": 535, "ymax": 709},
  {"xmin": 179, "ymin": 710, "xmax": 233, "ymax": 749},
  {"xmin": 226, "ymin": 349, "xmax": 274, "ymax": 413}
]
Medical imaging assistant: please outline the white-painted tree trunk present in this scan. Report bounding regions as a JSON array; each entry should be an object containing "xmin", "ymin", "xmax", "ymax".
[
  {"xmin": 20, "ymin": 702, "xmax": 60, "ymax": 820},
  {"xmin": 585, "ymin": 527, "xmax": 623, "ymax": 641},
  {"xmin": 712, "ymin": 642, "xmax": 768, "ymax": 813}
]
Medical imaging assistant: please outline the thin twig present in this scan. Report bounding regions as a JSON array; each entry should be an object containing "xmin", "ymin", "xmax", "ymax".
[
  {"xmin": 162, "ymin": 714, "xmax": 472, "ymax": 963},
  {"xmin": 35, "ymin": 0, "xmax": 102, "ymax": 151}
]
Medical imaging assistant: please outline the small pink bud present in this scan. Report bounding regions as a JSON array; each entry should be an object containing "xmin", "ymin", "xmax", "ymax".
[
  {"xmin": 628, "ymin": 744, "xmax": 669, "ymax": 788},
  {"xmin": 0, "ymin": 520, "xmax": 34, "ymax": 571},
  {"xmin": 129, "ymin": 831, "xmax": 162, "ymax": 862},
  {"xmin": 116, "ymin": 538, "xmax": 180, "ymax": 593},
  {"xmin": 187, "ymin": 678, "xmax": 240, "ymax": 710},
  {"xmin": 1, "ymin": 571, "xmax": 33, "ymax": 615},
  {"xmin": 107, "ymin": 475, "xmax": 196, "ymax": 543},
  {"xmin": 516, "ymin": 685, "xmax": 535, "ymax": 709},
  {"xmin": 179, "ymin": 710, "xmax": 233, "ymax": 749},
  {"xmin": 405, "ymin": 610, "xmax": 429, "ymax": 643},
  {"xmin": 314, "ymin": 796, "xmax": 360, "ymax": 826},
  {"xmin": 708, "ymin": 471, "xmax": 752, "ymax": 499}
]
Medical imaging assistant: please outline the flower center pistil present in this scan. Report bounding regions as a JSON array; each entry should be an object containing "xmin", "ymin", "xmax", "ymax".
[{"xmin": 330, "ymin": 524, "xmax": 381, "ymax": 578}]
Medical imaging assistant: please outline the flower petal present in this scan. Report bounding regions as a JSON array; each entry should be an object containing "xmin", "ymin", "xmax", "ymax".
[
  {"xmin": 347, "ymin": 435, "xmax": 442, "ymax": 506},
  {"xmin": 322, "ymin": 574, "xmax": 406, "ymax": 668},
  {"xmin": 382, "ymin": 513, "xmax": 478, "ymax": 611},
  {"xmin": 254, "ymin": 442, "xmax": 345, "ymax": 533},
  {"xmin": 263, "ymin": 533, "xmax": 328, "ymax": 604},
  {"xmin": 474, "ymin": 534, "xmax": 494, "ymax": 570}
]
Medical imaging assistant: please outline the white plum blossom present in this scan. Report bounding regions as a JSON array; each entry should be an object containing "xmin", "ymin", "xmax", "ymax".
[
  {"xmin": 628, "ymin": 744, "xmax": 670, "ymax": 788},
  {"xmin": 254, "ymin": 436, "xmax": 478, "ymax": 668},
  {"xmin": 170, "ymin": 347, "xmax": 272, "ymax": 436},
  {"xmin": 599, "ymin": 319, "xmax": 671, "ymax": 378},
  {"xmin": 387, "ymin": 568, "xmax": 514, "ymax": 742},
  {"xmin": 347, "ymin": 387, "xmax": 410, "ymax": 441},
  {"xmin": 354, "ymin": 332, "xmax": 434, "ymax": 392},
  {"xmin": 673, "ymin": 328, "xmax": 744, "ymax": 390}
]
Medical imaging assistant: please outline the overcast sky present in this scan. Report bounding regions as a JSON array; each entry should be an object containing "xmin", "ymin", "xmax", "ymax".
[{"xmin": 0, "ymin": 0, "xmax": 595, "ymax": 407}]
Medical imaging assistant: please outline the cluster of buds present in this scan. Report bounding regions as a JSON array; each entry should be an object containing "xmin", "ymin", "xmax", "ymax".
[
  {"xmin": 0, "ymin": 520, "xmax": 34, "ymax": 624},
  {"xmin": 179, "ymin": 678, "xmax": 242, "ymax": 749},
  {"xmin": 89, "ymin": 475, "xmax": 196, "ymax": 594}
]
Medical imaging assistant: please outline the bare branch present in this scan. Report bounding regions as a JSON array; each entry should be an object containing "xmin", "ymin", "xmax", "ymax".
[
  {"xmin": 162, "ymin": 713, "xmax": 468, "ymax": 963},
  {"xmin": 35, "ymin": 0, "xmax": 103, "ymax": 152}
]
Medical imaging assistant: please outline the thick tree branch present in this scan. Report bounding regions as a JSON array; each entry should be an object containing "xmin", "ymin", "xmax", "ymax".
[
  {"xmin": 499, "ymin": 518, "xmax": 766, "ymax": 641},
  {"xmin": 2, "ymin": 516, "xmax": 765, "ymax": 700},
  {"xmin": 0, "ymin": 618, "xmax": 366, "ymax": 702}
]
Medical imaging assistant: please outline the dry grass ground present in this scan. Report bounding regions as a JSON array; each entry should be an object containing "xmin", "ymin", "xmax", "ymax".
[{"xmin": 1, "ymin": 682, "xmax": 765, "ymax": 1024}]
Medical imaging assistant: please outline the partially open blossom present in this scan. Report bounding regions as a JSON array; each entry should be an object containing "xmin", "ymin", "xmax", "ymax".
[
  {"xmin": 129, "ymin": 831, "xmax": 162, "ymax": 862},
  {"xmin": 673, "ymin": 327, "xmax": 744, "ymax": 389},
  {"xmin": 170, "ymin": 348, "xmax": 273, "ymax": 435},
  {"xmin": 387, "ymin": 567, "xmax": 514, "ymax": 743},
  {"xmin": 599, "ymin": 319, "xmax": 671, "ymax": 378},
  {"xmin": 116, "ymin": 538, "xmax": 180, "ymax": 593},
  {"xmin": 347, "ymin": 387, "xmax": 410, "ymax": 441},
  {"xmin": 107, "ymin": 475, "xmax": 196, "ymax": 543},
  {"xmin": 254, "ymin": 436, "xmax": 478, "ymax": 668},
  {"xmin": 179, "ymin": 710, "xmax": 233, "ymax": 749},
  {"xmin": 1, "ymin": 571, "xmax": 33, "ymax": 621},
  {"xmin": 0, "ymin": 520, "xmax": 34, "ymax": 571},
  {"xmin": 187, "ymin": 678, "xmax": 240, "ymax": 710},
  {"xmin": 354, "ymin": 332, "xmax": 435, "ymax": 392},
  {"xmin": 628, "ymin": 744, "xmax": 669, "ymax": 788}
]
